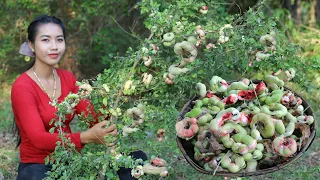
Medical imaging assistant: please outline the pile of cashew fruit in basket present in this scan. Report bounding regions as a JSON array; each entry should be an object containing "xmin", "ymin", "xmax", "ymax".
[{"xmin": 175, "ymin": 75, "xmax": 315, "ymax": 173}]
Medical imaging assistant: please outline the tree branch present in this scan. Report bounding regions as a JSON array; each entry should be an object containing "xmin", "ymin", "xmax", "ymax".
[
  {"xmin": 110, "ymin": 16, "xmax": 141, "ymax": 41},
  {"xmin": 110, "ymin": 32, "xmax": 154, "ymax": 123},
  {"xmin": 264, "ymin": 3, "xmax": 294, "ymax": 42}
]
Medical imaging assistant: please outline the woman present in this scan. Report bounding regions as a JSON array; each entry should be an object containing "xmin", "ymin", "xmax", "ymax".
[{"xmin": 12, "ymin": 15, "xmax": 146, "ymax": 180}]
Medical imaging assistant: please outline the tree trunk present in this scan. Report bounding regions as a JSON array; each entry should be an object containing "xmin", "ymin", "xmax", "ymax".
[
  {"xmin": 292, "ymin": 0, "xmax": 302, "ymax": 24},
  {"xmin": 283, "ymin": 0, "xmax": 292, "ymax": 10},
  {"xmin": 283, "ymin": 0, "xmax": 302, "ymax": 24},
  {"xmin": 227, "ymin": 0, "xmax": 259, "ymax": 14},
  {"xmin": 51, "ymin": 0, "xmax": 82, "ymax": 79},
  {"xmin": 316, "ymin": 0, "xmax": 320, "ymax": 23},
  {"xmin": 309, "ymin": 0, "xmax": 317, "ymax": 27}
]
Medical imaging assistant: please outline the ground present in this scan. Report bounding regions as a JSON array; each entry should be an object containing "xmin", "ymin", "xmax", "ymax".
[{"xmin": 0, "ymin": 132, "xmax": 19, "ymax": 179}]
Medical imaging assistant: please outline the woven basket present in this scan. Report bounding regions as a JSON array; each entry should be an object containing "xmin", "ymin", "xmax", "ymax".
[{"xmin": 176, "ymin": 81, "xmax": 318, "ymax": 177}]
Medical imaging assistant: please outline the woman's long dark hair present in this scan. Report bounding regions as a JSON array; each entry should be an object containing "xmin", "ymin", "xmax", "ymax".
[{"xmin": 13, "ymin": 15, "xmax": 66, "ymax": 148}]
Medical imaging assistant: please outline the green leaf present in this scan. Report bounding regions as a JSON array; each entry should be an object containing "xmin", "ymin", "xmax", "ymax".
[
  {"xmin": 49, "ymin": 127, "xmax": 55, "ymax": 134},
  {"xmin": 140, "ymin": 66, "xmax": 148, "ymax": 72},
  {"xmin": 103, "ymin": 97, "xmax": 108, "ymax": 106},
  {"xmin": 105, "ymin": 171, "xmax": 116, "ymax": 179},
  {"xmin": 259, "ymin": 12, "xmax": 265, "ymax": 19}
]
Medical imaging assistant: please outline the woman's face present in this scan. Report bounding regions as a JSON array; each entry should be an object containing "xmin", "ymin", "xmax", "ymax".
[{"xmin": 31, "ymin": 23, "xmax": 66, "ymax": 66}]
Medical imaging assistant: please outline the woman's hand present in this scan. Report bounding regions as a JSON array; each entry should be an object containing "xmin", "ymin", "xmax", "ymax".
[{"xmin": 80, "ymin": 121, "xmax": 117, "ymax": 145}]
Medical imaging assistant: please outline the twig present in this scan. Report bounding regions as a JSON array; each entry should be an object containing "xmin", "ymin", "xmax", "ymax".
[
  {"xmin": 303, "ymin": 104, "xmax": 311, "ymax": 113},
  {"xmin": 213, "ymin": 150, "xmax": 231, "ymax": 175},
  {"xmin": 130, "ymin": 20, "xmax": 138, "ymax": 32},
  {"xmin": 298, "ymin": 137, "xmax": 303, "ymax": 151},
  {"xmin": 212, "ymin": 158, "xmax": 222, "ymax": 176},
  {"xmin": 110, "ymin": 16, "xmax": 141, "ymax": 41},
  {"xmin": 113, "ymin": 2, "xmax": 139, "ymax": 26},
  {"xmin": 92, "ymin": 132, "xmax": 106, "ymax": 145},
  {"xmin": 228, "ymin": 0, "xmax": 242, "ymax": 15},
  {"xmin": 110, "ymin": 32, "xmax": 155, "ymax": 123},
  {"xmin": 210, "ymin": 2, "xmax": 234, "ymax": 5},
  {"xmin": 298, "ymin": 22, "xmax": 320, "ymax": 34},
  {"xmin": 58, "ymin": 112, "xmax": 65, "ymax": 148},
  {"xmin": 252, "ymin": 0, "xmax": 263, "ymax": 11},
  {"xmin": 263, "ymin": 3, "xmax": 293, "ymax": 42},
  {"xmin": 235, "ymin": 3, "xmax": 242, "ymax": 15},
  {"xmin": 251, "ymin": 80, "xmax": 262, "ymax": 109}
]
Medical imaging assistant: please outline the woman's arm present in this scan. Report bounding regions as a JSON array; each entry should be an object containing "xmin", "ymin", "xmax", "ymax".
[
  {"xmin": 12, "ymin": 84, "xmax": 117, "ymax": 151},
  {"xmin": 68, "ymin": 71, "xmax": 116, "ymax": 144},
  {"xmin": 11, "ymin": 85, "xmax": 84, "ymax": 150},
  {"xmin": 80, "ymin": 122, "xmax": 117, "ymax": 144}
]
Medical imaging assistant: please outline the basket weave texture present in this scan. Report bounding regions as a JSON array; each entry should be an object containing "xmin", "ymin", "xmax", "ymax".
[{"xmin": 176, "ymin": 82, "xmax": 317, "ymax": 177}]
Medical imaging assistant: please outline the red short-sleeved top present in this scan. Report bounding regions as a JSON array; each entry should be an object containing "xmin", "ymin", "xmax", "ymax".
[{"xmin": 11, "ymin": 68, "xmax": 96, "ymax": 163}]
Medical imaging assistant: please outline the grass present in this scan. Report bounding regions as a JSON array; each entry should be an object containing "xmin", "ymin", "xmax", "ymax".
[
  {"xmin": 0, "ymin": 79, "xmax": 19, "ymax": 179},
  {"xmin": 0, "ymin": 101, "xmax": 14, "ymax": 133},
  {"xmin": 0, "ymin": 137, "xmax": 19, "ymax": 179},
  {"xmin": 0, "ymin": 75, "xmax": 14, "ymax": 134}
]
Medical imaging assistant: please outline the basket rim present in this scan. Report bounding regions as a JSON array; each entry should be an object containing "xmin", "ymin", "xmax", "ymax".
[{"xmin": 175, "ymin": 80, "xmax": 318, "ymax": 177}]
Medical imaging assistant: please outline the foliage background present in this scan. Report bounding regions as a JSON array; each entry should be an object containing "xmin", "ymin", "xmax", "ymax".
[{"xmin": 0, "ymin": 0, "xmax": 319, "ymax": 179}]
